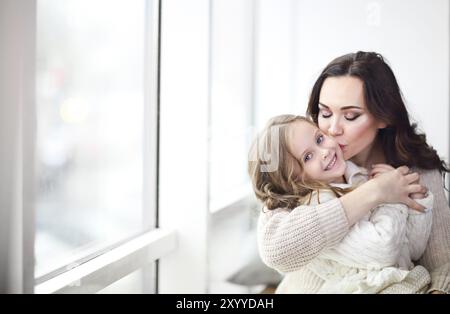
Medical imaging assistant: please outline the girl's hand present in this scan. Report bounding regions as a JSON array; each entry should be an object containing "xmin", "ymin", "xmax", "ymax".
[
  {"xmin": 371, "ymin": 165, "xmax": 427, "ymax": 212},
  {"xmin": 369, "ymin": 163, "xmax": 395, "ymax": 179},
  {"xmin": 370, "ymin": 164, "xmax": 427, "ymax": 199}
]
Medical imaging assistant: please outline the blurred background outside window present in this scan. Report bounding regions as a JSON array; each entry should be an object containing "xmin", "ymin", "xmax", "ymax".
[{"xmin": 35, "ymin": 0, "xmax": 156, "ymax": 289}]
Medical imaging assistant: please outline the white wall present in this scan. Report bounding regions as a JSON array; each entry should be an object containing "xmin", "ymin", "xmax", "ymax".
[
  {"xmin": 294, "ymin": 0, "xmax": 449, "ymax": 163},
  {"xmin": 0, "ymin": 0, "xmax": 36, "ymax": 293}
]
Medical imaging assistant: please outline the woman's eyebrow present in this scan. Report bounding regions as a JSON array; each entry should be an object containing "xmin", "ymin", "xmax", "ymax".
[{"xmin": 318, "ymin": 102, "xmax": 362, "ymax": 110}]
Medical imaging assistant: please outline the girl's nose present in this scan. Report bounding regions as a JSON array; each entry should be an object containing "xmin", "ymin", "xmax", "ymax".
[{"xmin": 322, "ymin": 148, "xmax": 330, "ymax": 160}]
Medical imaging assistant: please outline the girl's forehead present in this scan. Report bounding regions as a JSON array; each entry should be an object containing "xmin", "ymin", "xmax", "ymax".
[
  {"xmin": 288, "ymin": 121, "xmax": 318, "ymax": 154},
  {"xmin": 290, "ymin": 120, "xmax": 317, "ymax": 133}
]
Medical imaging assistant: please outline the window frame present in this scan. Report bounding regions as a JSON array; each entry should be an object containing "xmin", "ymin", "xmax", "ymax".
[
  {"xmin": 28, "ymin": 0, "xmax": 170, "ymax": 293},
  {"xmin": 35, "ymin": 228, "xmax": 176, "ymax": 293}
]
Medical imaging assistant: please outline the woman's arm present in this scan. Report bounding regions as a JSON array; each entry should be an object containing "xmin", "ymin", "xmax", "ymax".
[
  {"xmin": 416, "ymin": 169, "xmax": 450, "ymax": 293},
  {"xmin": 257, "ymin": 166, "xmax": 425, "ymax": 273},
  {"xmin": 406, "ymin": 193, "xmax": 433, "ymax": 261}
]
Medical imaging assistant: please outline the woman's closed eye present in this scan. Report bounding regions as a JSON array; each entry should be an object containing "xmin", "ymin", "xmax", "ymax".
[
  {"xmin": 319, "ymin": 108, "xmax": 361, "ymax": 121},
  {"xmin": 320, "ymin": 109, "xmax": 331, "ymax": 118},
  {"xmin": 344, "ymin": 113, "xmax": 360, "ymax": 121}
]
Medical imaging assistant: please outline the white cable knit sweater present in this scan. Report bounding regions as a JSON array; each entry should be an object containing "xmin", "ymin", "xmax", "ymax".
[
  {"xmin": 258, "ymin": 162, "xmax": 450, "ymax": 294},
  {"xmin": 276, "ymin": 162, "xmax": 433, "ymax": 293}
]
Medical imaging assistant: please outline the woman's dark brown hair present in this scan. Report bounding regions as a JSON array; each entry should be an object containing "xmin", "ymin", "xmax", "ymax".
[{"xmin": 307, "ymin": 51, "xmax": 449, "ymax": 174}]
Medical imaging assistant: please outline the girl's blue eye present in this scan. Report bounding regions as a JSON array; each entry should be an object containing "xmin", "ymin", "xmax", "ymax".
[
  {"xmin": 316, "ymin": 134, "xmax": 324, "ymax": 144},
  {"xmin": 304, "ymin": 153, "xmax": 312, "ymax": 162}
]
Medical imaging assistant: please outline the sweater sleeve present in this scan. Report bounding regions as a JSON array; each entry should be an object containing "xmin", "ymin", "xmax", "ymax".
[
  {"xmin": 406, "ymin": 193, "xmax": 433, "ymax": 261},
  {"xmin": 416, "ymin": 169, "xmax": 450, "ymax": 293},
  {"xmin": 427, "ymin": 263, "xmax": 450, "ymax": 294},
  {"xmin": 257, "ymin": 198, "xmax": 349, "ymax": 273}
]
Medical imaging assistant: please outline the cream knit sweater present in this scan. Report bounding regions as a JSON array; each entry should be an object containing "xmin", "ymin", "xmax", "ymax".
[{"xmin": 257, "ymin": 165, "xmax": 450, "ymax": 293}]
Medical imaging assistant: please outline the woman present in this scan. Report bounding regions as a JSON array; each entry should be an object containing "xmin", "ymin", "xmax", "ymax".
[
  {"xmin": 257, "ymin": 51, "xmax": 450, "ymax": 293},
  {"xmin": 249, "ymin": 115, "xmax": 434, "ymax": 293}
]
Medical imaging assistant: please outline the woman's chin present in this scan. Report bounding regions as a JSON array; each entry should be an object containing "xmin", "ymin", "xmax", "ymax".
[{"xmin": 342, "ymin": 149, "xmax": 354, "ymax": 161}]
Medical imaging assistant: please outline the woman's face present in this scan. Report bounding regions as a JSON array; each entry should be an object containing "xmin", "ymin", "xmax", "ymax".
[{"xmin": 317, "ymin": 76, "xmax": 386, "ymax": 162}]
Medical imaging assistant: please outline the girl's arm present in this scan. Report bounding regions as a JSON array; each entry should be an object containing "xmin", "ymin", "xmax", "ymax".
[
  {"xmin": 258, "ymin": 166, "xmax": 425, "ymax": 273},
  {"xmin": 258, "ymin": 198, "xmax": 348, "ymax": 273}
]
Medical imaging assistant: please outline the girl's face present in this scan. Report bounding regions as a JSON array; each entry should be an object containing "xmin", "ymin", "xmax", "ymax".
[
  {"xmin": 317, "ymin": 76, "xmax": 386, "ymax": 162},
  {"xmin": 289, "ymin": 121, "xmax": 346, "ymax": 183}
]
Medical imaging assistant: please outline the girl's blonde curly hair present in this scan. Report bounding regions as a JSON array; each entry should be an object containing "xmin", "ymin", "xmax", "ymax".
[{"xmin": 248, "ymin": 114, "xmax": 352, "ymax": 210}]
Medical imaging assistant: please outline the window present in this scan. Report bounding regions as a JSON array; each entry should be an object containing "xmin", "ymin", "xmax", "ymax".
[{"xmin": 35, "ymin": 0, "xmax": 160, "ymax": 288}]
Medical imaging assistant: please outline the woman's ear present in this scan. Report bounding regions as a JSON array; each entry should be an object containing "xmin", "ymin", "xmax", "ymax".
[{"xmin": 377, "ymin": 121, "xmax": 387, "ymax": 129}]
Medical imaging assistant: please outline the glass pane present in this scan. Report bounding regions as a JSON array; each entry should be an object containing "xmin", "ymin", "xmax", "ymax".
[{"xmin": 35, "ymin": 0, "xmax": 149, "ymax": 277}]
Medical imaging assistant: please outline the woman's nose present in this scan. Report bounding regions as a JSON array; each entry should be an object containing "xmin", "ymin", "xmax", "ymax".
[{"xmin": 328, "ymin": 119, "xmax": 343, "ymax": 136}]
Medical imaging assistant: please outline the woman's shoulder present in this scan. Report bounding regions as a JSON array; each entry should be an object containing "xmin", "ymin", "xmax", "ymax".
[
  {"xmin": 412, "ymin": 167, "xmax": 447, "ymax": 196},
  {"xmin": 412, "ymin": 167, "xmax": 440, "ymax": 175},
  {"xmin": 412, "ymin": 167, "xmax": 443, "ymax": 184}
]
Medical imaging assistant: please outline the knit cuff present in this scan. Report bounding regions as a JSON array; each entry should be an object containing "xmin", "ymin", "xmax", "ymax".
[
  {"xmin": 315, "ymin": 198, "xmax": 349, "ymax": 247},
  {"xmin": 427, "ymin": 263, "xmax": 450, "ymax": 294}
]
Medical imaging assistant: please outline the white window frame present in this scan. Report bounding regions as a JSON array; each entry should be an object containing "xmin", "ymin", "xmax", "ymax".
[
  {"xmin": 35, "ymin": 229, "xmax": 176, "ymax": 294},
  {"xmin": 157, "ymin": 0, "xmax": 211, "ymax": 293},
  {"xmin": 0, "ymin": 0, "xmax": 178, "ymax": 294}
]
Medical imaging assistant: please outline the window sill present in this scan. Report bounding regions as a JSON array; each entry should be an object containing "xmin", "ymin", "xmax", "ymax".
[
  {"xmin": 210, "ymin": 184, "xmax": 253, "ymax": 214},
  {"xmin": 35, "ymin": 228, "xmax": 177, "ymax": 294}
]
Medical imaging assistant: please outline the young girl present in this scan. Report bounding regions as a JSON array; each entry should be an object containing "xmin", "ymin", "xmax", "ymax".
[{"xmin": 248, "ymin": 114, "xmax": 433, "ymax": 293}]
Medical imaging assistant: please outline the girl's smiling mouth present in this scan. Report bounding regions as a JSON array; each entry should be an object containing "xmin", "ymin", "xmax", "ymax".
[{"xmin": 325, "ymin": 154, "xmax": 337, "ymax": 171}]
